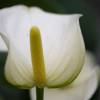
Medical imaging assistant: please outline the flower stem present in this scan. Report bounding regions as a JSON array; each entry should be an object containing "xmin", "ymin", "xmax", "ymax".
[{"xmin": 36, "ymin": 87, "xmax": 44, "ymax": 100}]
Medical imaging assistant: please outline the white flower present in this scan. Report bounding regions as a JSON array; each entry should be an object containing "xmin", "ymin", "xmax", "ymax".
[
  {"xmin": 0, "ymin": 5, "xmax": 85, "ymax": 88},
  {"xmin": 30, "ymin": 52, "xmax": 99, "ymax": 100}
]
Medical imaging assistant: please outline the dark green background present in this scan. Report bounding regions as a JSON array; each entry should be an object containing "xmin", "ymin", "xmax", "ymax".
[{"xmin": 0, "ymin": 0, "xmax": 100, "ymax": 100}]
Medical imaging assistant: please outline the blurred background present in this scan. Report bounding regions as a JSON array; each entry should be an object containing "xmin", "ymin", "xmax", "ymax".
[{"xmin": 0, "ymin": 0, "xmax": 100, "ymax": 100}]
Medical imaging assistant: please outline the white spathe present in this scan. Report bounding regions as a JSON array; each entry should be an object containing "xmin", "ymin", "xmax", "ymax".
[
  {"xmin": 30, "ymin": 52, "xmax": 99, "ymax": 100},
  {"xmin": 0, "ymin": 5, "xmax": 85, "ymax": 88}
]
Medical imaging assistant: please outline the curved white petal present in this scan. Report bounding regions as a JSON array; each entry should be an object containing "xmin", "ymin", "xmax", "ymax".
[
  {"xmin": 0, "ymin": 36, "xmax": 7, "ymax": 51},
  {"xmin": 30, "ymin": 52, "xmax": 99, "ymax": 100},
  {"xmin": 0, "ymin": 5, "xmax": 85, "ymax": 88},
  {"xmin": 30, "ymin": 9, "xmax": 85, "ymax": 86},
  {"xmin": 0, "ymin": 5, "xmax": 34, "ymax": 88}
]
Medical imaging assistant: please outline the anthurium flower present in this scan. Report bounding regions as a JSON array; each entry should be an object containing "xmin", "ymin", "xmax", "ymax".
[
  {"xmin": 0, "ymin": 5, "xmax": 85, "ymax": 88},
  {"xmin": 30, "ymin": 52, "xmax": 99, "ymax": 100}
]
